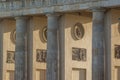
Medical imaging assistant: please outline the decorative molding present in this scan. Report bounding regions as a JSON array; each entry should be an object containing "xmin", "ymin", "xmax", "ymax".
[
  {"xmin": 115, "ymin": 45, "xmax": 120, "ymax": 59},
  {"xmin": 39, "ymin": 26, "xmax": 47, "ymax": 43},
  {"xmin": 10, "ymin": 29, "xmax": 16, "ymax": 44},
  {"xmin": 71, "ymin": 23, "xmax": 85, "ymax": 40},
  {"xmin": 6, "ymin": 51, "xmax": 15, "ymax": 63},
  {"xmin": 36, "ymin": 49, "xmax": 47, "ymax": 62},
  {"xmin": 72, "ymin": 47, "xmax": 87, "ymax": 61}
]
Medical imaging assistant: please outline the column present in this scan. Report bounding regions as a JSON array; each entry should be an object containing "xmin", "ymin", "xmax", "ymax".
[
  {"xmin": 0, "ymin": 20, "xmax": 4, "ymax": 80},
  {"xmin": 27, "ymin": 17, "xmax": 34, "ymax": 80},
  {"xmin": 15, "ymin": 17, "xmax": 27, "ymax": 80},
  {"xmin": 104, "ymin": 10, "xmax": 111, "ymax": 80},
  {"xmin": 92, "ymin": 8, "xmax": 105, "ymax": 80},
  {"xmin": 46, "ymin": 13, "xmax": 60, "ymax": 80}
]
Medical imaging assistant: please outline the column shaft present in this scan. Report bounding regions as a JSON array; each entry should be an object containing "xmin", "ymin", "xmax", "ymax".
[
  {"xmin": 0, "ymin": 20, "xmax": 4, "ymax": 80},
  {"xmin": 15, "ymin": 17, "xmax": 27, "ymax": 80},
  {"xmin": 47, "ymin": 14, "xmax": 59, "ymax": 80},
  {"xmin": 92, "ymin": 8, "xmax": 105, "ymax": 80}
]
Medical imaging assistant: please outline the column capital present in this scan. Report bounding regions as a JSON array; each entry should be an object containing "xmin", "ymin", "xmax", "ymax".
[
  {"xmin": 90, "ymin": 7, "xmax": 106, "ymax": 12},
  {"xmin": 46, "ymin": 12, "xmax": 61, "ymax": 17},
  {"xmin": 15, "ymin": 16, "xmax": 29, "ymax": 20}
]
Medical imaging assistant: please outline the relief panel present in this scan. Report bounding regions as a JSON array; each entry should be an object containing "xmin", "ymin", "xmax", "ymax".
[
  {"xmin": 115, "ymin": 45, "xmax": 120, "ymax": 59},
  {"xmin": 72, "ymin": 47, "xmax": 87, "ymax": 61},
  {"xmin": 6, "ymin": 51, "xmax": 15, "ymax": 63},
  {"xmin": 36, "ymin": 49, "xmax": 47, "ymax": 63}
]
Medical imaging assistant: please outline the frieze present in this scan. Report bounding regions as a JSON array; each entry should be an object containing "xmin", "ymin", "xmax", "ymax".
[
  {"xmin": 115, "ymin": 45, "xmax": 120, "ymax": 59},
  {"xmin": 36, "ymin": 49, "xmax": 47, "ymax": 62},
  {"xmin": 72, "ymin": 47, "xmax": 86, "ymax": 61},
  {"xmin": 6, "ymin": 51, "xmax": 15, "ymax": 63}
]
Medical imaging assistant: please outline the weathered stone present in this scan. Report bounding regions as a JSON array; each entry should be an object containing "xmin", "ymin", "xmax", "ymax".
[
  {"xmin": 46, "ymin": 13, "xmax": 60, "ymax": 80},
  {"xmin": 92, "ymin": 8, "xmax": 105, "ymax": 80},
  {"xmin": 14, "ymin": 17, "xmax": 27, "ymax": 80}
]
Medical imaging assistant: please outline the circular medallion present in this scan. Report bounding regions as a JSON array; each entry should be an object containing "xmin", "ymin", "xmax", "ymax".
[
  {"xmin": 10, "ymin": 29, "xmax": 16, "ymax": 44},
  {"xmin": 118, "ymin": 22, "xmax": 120, "ymax": 34},
  {"xmin": 40, "ymin": 26, "xmax": 47, "ymax": 43},
  {"xmin": 71, "ymin": 23, "xmax": 85, "ymax": 40}
]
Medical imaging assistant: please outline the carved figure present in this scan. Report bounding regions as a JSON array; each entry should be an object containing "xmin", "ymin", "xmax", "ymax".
[
  {"xmin": 72, "ymin": 48, "xmax": 86, "ymax": 61},
  {"xmin": 36, "ymin": 49, "xmax": 47, "ymax": 62},
  {"xmin": 6, "ymin": 51, "xmax": 15, "ymax": 63},
  {"xmin": 115, "ymin": 45, "xmax": 120, "ymax": 59},
  {"xmin": 71, "ymin": 23, "xmax": 84, "ymax": 40}
]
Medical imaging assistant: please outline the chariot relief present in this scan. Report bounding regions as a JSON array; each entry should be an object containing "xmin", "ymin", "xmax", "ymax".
[
  {"xmin": 72, "ymin": 47, "xmax": 87, "ymax": 61},
  {"xmin": 36, "ymin": 49, "xmax": 47, "ymax": 62},
  {"xmin": 6, "ymin": 51, "xmax": 15, "ymax": 63},
  {"xmin": 115, "ymin": 45, "xmax": 120, "ymax": 59}
]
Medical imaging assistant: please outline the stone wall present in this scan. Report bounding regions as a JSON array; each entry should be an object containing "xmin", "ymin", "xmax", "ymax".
[
  {"xmin": 63, "ymin": 14, "xmax": 92, "ymax": 80},
  {"xmin": 2, "ymin": 19, "xmax": 15, "ymax": 80},
  {"xmin": 32, "ymin": 16, "xmax": 47, "ymax": 80},
  {"xmin": 2, "ymin": 9, "xmax": 120, "ymax": 80},
  {"xmin": 1, "ymin": 14, "xmax": 93, "ymax": 80},
  {"xmin": 111, "ymin": 9, "xmax": 120, "ymax": 80},
  {"xmin": 1, "ymin": 17, "xmax": 48, "ymax": 80}
]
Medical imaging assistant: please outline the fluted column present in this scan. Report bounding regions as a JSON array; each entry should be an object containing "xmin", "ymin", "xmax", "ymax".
[
  {"xmin": 15, "ymin": 17, "xmax": 27, "ymax": 80},
  {"xmin": 92, "ymin": 8, "xmax": 105, "ymax": 80},
  {"xmin": 46, "ymin": 13, "xmax": 60, "ymax": 80},
  {"xmin": 0, "ymin": 20, "xmax": 4, "ymax": 80}
]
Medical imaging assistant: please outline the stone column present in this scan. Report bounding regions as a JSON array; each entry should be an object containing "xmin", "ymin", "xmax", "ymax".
[
  {"xmin": 0, "ymin": 20, "xmax": 4, "ymax": 80},
  {"xmin": 104, "ymin": 10, "xmax": 111, "ymax": 80},
  {"xmin": 46, "ymin": 13, "xmax": 60, "ymax": 80},
  {"xmin": 92, "ymin": 8, "xmax": 105, "ymax": 80},
  {"xmin": 15, "ymin": 17, "xmax": 27, "ymax": 80}
]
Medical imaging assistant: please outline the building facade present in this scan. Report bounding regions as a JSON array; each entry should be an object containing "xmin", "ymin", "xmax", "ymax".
[{"xmin": 0, "ymin": 0, "xmax": 120, "ymax": 80}]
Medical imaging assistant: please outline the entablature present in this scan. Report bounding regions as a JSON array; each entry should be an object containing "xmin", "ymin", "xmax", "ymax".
[{"xmin": 0, "ymin": 0, "xmax": 120, "ymax": 17}]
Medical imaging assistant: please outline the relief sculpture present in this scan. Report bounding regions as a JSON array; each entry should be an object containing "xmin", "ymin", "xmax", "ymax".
[
  {"xmin": 10, "ymin": 29, "xmax": 16, "ymax": 44},
  {"xmin": 115, "ymin": 45, "xmax": 120, "ymax": 59},
  {"xmin": 71, "ymin": 23, "xmax": 85, "ymax": 40},
  {"xmin": 72, "ymin": 47, "xmax": 86, "ymax": 61},
  {"xmin": 39, "ymin": 26, "xmax": 47, "ymax": 43},
  {"xmin": 6, "ymin": 51, "xmax": 15, "ymax": 63},
  {"xmin": 36, "ymin": 49, "xmax": 47, "ymax": 62}
]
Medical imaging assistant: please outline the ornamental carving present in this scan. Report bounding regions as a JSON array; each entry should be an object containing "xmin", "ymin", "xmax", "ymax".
[
  {"xmin": 6, "ymin": 51, "xmax": 15, "ymax": 63},
  {"xmin": 115, "ymin": 45, "xmax": 120, "ymax": 59},
  {"xmin": 10, "ymin": 29, "xmax": 16, "ymax": 44},
  {"xmin": 36, "ymin": 49, "xmax": 47, "ymax": 62},
  {"xmin": 72, "ymin": 47, "xmax": 86, "ymax": 61},
  {"xmin": 40, "ymin": 26, "xmax": 47, "ymax": 43},
  {"xmin": 118, "ymin": 22, "xmax": 120, "ymax": 34},
  {"xmin": 71, "ymin": 23, "xmax": 85, "ymax": 40}
]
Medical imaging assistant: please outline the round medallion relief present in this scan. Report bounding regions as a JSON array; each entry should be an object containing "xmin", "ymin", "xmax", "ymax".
[
  {"xmin": 118, "ymin": 22, "xmax": 120, "ymax": 34},
  {"xmin": 10, "ymin": 29, "xmax": 16, "ymax": 44},
  {"xmin": 40, "ymin": 26, "xmax": 47, "ymax": 43},
  {"xmin": 71, "ymin": 23, "xmax": 85, "ymax": 40}
]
